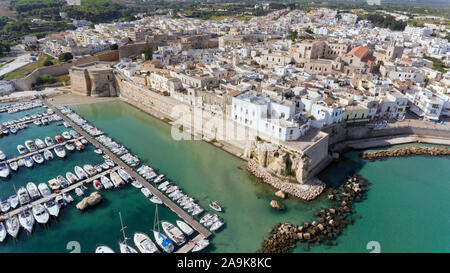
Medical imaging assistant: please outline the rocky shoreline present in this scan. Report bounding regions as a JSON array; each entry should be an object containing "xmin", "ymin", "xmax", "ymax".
[
  {"xmin": 258, "ymin": 174, "xmax": 368, "ymax": 253},
  {"xmin": 362, "ymin": 146, "xmax": 450, "ymax": 160},
  {"xmin": 247, "ymin": 159, "xmax": 325, "ymax": 201}
]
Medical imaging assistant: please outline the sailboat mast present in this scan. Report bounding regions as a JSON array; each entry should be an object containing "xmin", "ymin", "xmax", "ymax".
[
  {"xmin": 153, "ymin": 204, "xmax": 160, "ymax": 232},
  {"xmin": 119, "ymin": 212, "xmax": 128, "ymax": 243}
]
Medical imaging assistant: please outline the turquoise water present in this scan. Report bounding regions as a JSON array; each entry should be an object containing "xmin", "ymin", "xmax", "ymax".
[{"xmin": 0, "ymin": 100, "xmax": 448, "ymax": 253}]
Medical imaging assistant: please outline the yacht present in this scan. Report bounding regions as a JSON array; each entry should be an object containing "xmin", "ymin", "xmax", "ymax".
[
  {"xmin": 117, "ymin": 168, "xmax": 133, "ymax": 183},
  {"xmin": 176, "ymin": 220, "xmax": 194, "ymax": 236},
  {"xmin": 83, "ymin": 164, "xmax": 97, "ymax": 176},
  {"xmin": 43, "ymin": 150, "xmax": 54, "ymax": 161},
  {"xmin": 32, "ymin": 153, "xmax": 44, "ymax": 164},
  {"xmin": 25, "ymin": 140, "xmax": 38, "ymax": 152},
  {"xmin": 0, "ymin": 150, "xmax": 6, "ymax": 161},
  {"xmin": 133, "ymin": 232, "xmax": 159, "ymax": 253},
  {"xmin": 57, "ymin": 175, "xmax": 70, "ymax": 188},
  {"xmin": 48, "ymin": 178, "xmax": 60, "ymax": 190},
  {"xmin": 44, "ymin": 199, "xmax": 60, "ymax": 217},
  {"xmin": 0, "ymin": 163, "xmax": 10, "ymax": 178},
  {"xmin": 24, "ymin": 156, "xmax": 34, "ymax": 168},
  {"xmin": 18, "ymin": 209, "xmax": 34, "ymax": 233},
  {"xmin": 161, "ymin": 221, "xmax": 186, "ymax": 246},
  {"xmin": 35, "ymin": 138, "xmax": 46, "ymax": 149},
  {"xmin": 110, "ymin": 171, "xmax": 124, "ymax": 188},
  {"xmin": 38, "ymin": 183, "xmax": 51, "ymax": 197},
  {"xmin": 54, "ymin": 145, "xmax": 66, "ymax": 158},
  {"xmin": 100, "ymin": 176, "xmax": 114, "ymax": 189},
  {"xmin": 17, "ymin": 144, "xmax": 27, "ymax": 155},
  {"xmin": 1, "ymin": 200, "xmax": 10, "ymax": 213},
  {"xmin": 191, "ymin": 239, "xmax": 210, "ymax": 253},
  {"xmin": 118, "ymin": 212, "xmax": 138, "ymax": 253},
  {"xmin": 17, "ymin": 187, "xmax": 30, "ymax": 206},
  {"xmin": 8, "ymin": 195, "xmax": 19, "ymax": 209},
  {"xmin": 95, "ymin": 245, "xmax": 115, "ymax": 253},
  {"xmin": 66, "ymin": 172, "xmax": 78, "ymax": 184},
  {"xmin": 75, "ymin": 166, "xmax": 88, "ymax": 180},
  {"xmin": 6, "ymin": 215, "xmax": 20, "ymax": 238},
  {"xmin": 32, "ymin": 204, "xmax": 49, "ymax": 224},
  {"xmin": 153, "ymin": 205, "xmax": 174, "ymax": 253},
  {"xmin": 0, "ymin": 222, "xmax": 6, "ymax": 242},
  {"xmin": 44, "ymin": 136, "xmax": 55, "ymax": 147},
  {"xmin": 62, "ymin": 131, "xmax": 72, "ymax": 140},
  {"xmin": 26, "ymin": 182, "xmax": 41, "ymax": 200}
]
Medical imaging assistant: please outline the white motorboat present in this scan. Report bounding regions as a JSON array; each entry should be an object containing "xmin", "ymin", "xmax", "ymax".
[
  {"xmin": 133, "ymin": 232, "xmax": 159, "ymax": 253},
  {"xmin": 1, "ymin": 200, "xmax": 10, "ymax": 213},
  {"xmin": 65, "ymin": 143, "xmax": 75, "ymax": 152},
  {"xmin": 55, "ymin": 195, "xmax": 66, "ymax": 207},
  {"xmin": 57, "ymin": 175, "xmax": 70, "ymax": 188},
  {"xmin": 32, "ymin": 153, "xmax": 44, "ymax": 164},
  {"xmin": 6, "ymin": 215, "xmax": 20, "ymax": 238},
  {"xmin": 18, "ymin": 209, "xmax": 34, "ymax": 233},
  {"xmin": 0, "ymin": 162, "xmax": 10, "ymax": 178},
  {"xmin": 17, "ymin": 187, "xmax": 30, "ymax": 206},
  {"xmin": 0, "ymin": 150, "xmax": 6, "ymax": 161},
  {"xmin": 153, "ymin": 174, "xmax": 165, "ymax": 183},
  {"xmin": 63, "ymin": 193, "xmax": 74, "ymax": 204},
  {"xmin": 191, "ymin": 205, "xmax": 204, "ymax": 216},
  {"xmin": 200, "ymin": 213, "xmax": 212, "ymax": 224},
  {"xmin": 149, "ymin": 196, "xmax": 163, "ymax": 205},
  {"xmin": 32, "ymin": 204, "xmax": 49, "ymax": 224},
  {"xmin": 105, "ymin": 159, "xmax": 115, "ymax": 167},
  {"xmin": 55, "ymin": 135, "xmax": 63, "ymax": 143},
  {"xmin": 176, "ymin": 220, "xmax": 194, "ymax": 236},
  {"xmin": 117, "ymin": 168, "xmax": 133, "ymax": 183},
  {"xmin": 26, "ymin": 182, "xmax": 41, "ymax": 200},
  {"xmin": 17, "ymin": 159, "xmax": 25, "ymax": 167},
  {"xmin": 33, "ymin": 119, "xmax": 41, "ymax": 126},
  {"xmin": 74, "ymin": 140, "xmax": 84, "ymax": 151},
  {"xmin": 66, "ymin": 172, "xmax": 78, "ymax": 184},
  {"xmin": 9, "ymin": 161, "xmax": 19, "ymax": 172},
  {"xmin": 158, "ymin": 181, "xmax": 170, "ymax": 190},
  {"xmin": 62, "ymin": 131, "xmax": 72, "ymax": 140},
  {"xmin": 95, "ymin": 245, "xmax": 115, "ymax": 253},
  {"xmin": 43, "ymin": 150, "xmax": 54, "ymax": 160},
  {"xmin": 69, "ymin": 130, "xmax": 79, "ymax": 138},
  {"xmin": 101, "ymin": 176, "xmax": 114, "ymax": 189},
  {"xmin": 17, "ymin": 144, "xmax": 27, "ymax": 155},
  {"xmin": 0, "ymin": 222, "xmax": 6, "ymax": 242},
  {"xmin": 54, "ymin": 145, "xmax": 66, "ymax": 158},
  {"xmin": 93, "ymin": 180, "xmax": 102, "ymax": 190},
  {"xmin": 110, "ymin": 171, "xmax": 124, "ymax": 187},
  {"xmin": 35, "ymin": 138, "xmax": 46, "ymax": 149},
  {"xmin": 166, "ymin": 186, "xmax": 179, "ymax": 194},
  {"xmin": 74, "ymin": 166, "xmax": 88, "ymax": 180},
  {"xmin": 25, "ymin": 140, "xmax": 38, "ymax": 152},
  {"xmin": 94, "ymin": 148, "xmax": 103, "ymax": 155},
  {"xmin": 80, "ymin": 138, "xmax": 88, "ymax": 145},
  {"xmin": 83, "ymin": 164, "xmax": 97, "ymax": 176},
  {"xmin": 153, "ymin": 230, "xmax": 174, "ymax": 253},
  {"xmin": 94, "ymin": 165, "xmax": 103, "ymax": 173},
  {"xmin": 209, "ymin": 201, "xmax": 222, "ymax": 212},
  {"xmin": 161, "ymin": 221, "xmax": 186, "ymax": 246},
  {"xmin": 131, "ymin": 181, "xmax": 142, "ymax": 189},
  {"xmin": 75, "ymin": 187, "xmax": 84, "ymax": 196},
  {"xmin": 191, "ymin": 239, "xmax": 210, "ymax": 253},
  {"xmin": 210, "ymin": 220, "xmax": 224, "ymax": 232},
  {"xmin": 44, "ymin": 136, "xmax": 55, "ymax": 146},
  {"xmin": 48, "ymin": 178, "xmax": 60, "ymax": 190},
  {"xmin": 38, "ymin": 183, "xmax": 51, "ymax": 197},
  {"xmin": 8, "ymin": 195, "xmax": 19, "ymax": 209},
  {"xmin": 100, "ymin": 163, "xmax": 109, "ymax": 170},
  {"xmin": 141, "ymin": 187, "xmax": 151, "ymax": 197},
  {"xmin": 24, "ymin": 156, "xmax": 34, "ymax": 168},
  {"xmin": 44, "ymin": 199, "xmax": 60, "ymax": 217}
]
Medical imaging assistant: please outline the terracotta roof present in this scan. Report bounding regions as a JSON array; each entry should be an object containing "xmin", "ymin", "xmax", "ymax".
[{"xmin": 347, "ymin": 46, "xmax": 369, "ymax": 59}]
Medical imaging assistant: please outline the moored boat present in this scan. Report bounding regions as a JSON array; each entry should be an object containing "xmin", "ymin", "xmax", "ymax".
[
  {"xmin": 0, "ymin": 150, "xmax": 6, "ymax": 161},
  {"xmin": 149, "ymin": 196, "xmax": 163, "ymax": 205},
  {"xmin": 110, "ymin": 171, "xmax": 124, "ymax": 188},
  {"xmin": 43, "ymin": 150, "xmax": 53, "ymax": 160},
  {"xmin": 141, "ymin": 187, "xmax": 151, "ymax": 197},
  {"xmin": 26, "ymin": 182, "xmax": 40, "ymax": 200},
  {"xmin": 131, "ymin": 181, "xmax": 142, "ymax": 189},
  {"xmin": 0, "ymin": 162, "xmax": 10, "ymax": 178},
  {"xmin": 191, "ymin": 239, "xmax": 210, "ymax": 253},
  {"xmin": 32, "ymin": 204, "xmax": 49, "ymax": 224},
  {"xmin": 118, "ymin": 168, "xmax": 133, "ymax": 183},
  {"xmin": 35, "ymin": 138, "xmax": 46, "ymax": 149},
  {"xmin": 54, "ymin": 145, "xmax": 66, "ymax": 158},
  {"xmin": 32, "ymin": 153, "xmax": 44, "ymax": 164},
  {"xmin": 0, "ymin": 222, "xmax": 6, "ymax": 242},
  {"xmin": 93, "ymin": 180, "xmax": 102, "ymax": 190},
  {"xmin": 55, "ymin": 135, "xmax": 63, "ymax": 143},
  {"xmin": 62, "ymin": 131, "xmax": 72, "ymax": 140},
  {"xmin": 133, "ymin": 232, "xmax": 159, "ymax": 253},
  {"xmin": 209, "ymin": 201, "xmax": 222, "ymax": 212},
  {"xmin": 57, "ymin": 175, "xmax": 70, "ymax": 188},
  {"xmin": 48, "ymin": 178, "xmax": 60, "ymax": 190},
  {"xmin": 25, "ymin": 140, "xmax": 38, "ymax": 152},
  {"xmin": 5, "ymin": 215, "xmax": 20, "ymax": 238},
  {"xmin": 65, "ymin": 143, "xmax": 75, "ymax": 152},
  {"xmin": 8, "ymin": 195, "xmax": 19, "ymax": 209},
  {"xmin": 1, "ymin": 200, "xmax": 10, "ymax": 213},
  {"xmin": 101, "ymin": 176, "xmax": 114, "ymax": 189},
  {"xmin": 18, "ymin": 209, "xmax": 34, "ymax": 233},
  {"xmin": 161, "ymin": 221, "xmax": 186, "ymax": 246},
  {"xmin": 24, "ymin": 156, "xmax": 34, "ymax": 168},
  {"xmin": 83, "ymin": 164, "xmax": 96, "ymax": 176},
  {"xmin": 44, "ymin": 136, "xmax": 55, "ymax": 146},
  {"xmin": 44, "ymin": 199, "xmax": 60, "ymax": 217},
  {"xmin": 17, "ymin": 144, "xmax": 27, "ymax": 155},
  {"xmin": 176, "ymin": 220, "xmax": 194, "ymax": 236},
  {"xmin": 17, "ymin": 187, "xmax": 30, "ymax": 206},
  {"xmin": 95, "ymin": 245, "xmax": 115, "ymax": 253},
  {"xmin": 74, "ymin": 166, "xmax": 88, "ymax": 180},
  {"xmin": 38, "ymin": 183, "xmax": 51, "ymax": 197},
  {"xmin": 66, "ymin": 172, "xmax": 78, "ymax": 184},
  {"xmin": 153, "ymin": 230, "xmax": 174, "ymax": 253}
]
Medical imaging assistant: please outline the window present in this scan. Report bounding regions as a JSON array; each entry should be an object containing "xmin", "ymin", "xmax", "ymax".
[{"xmin": 290, "ymin": 129, "xmax": 293, "ymax": 135}]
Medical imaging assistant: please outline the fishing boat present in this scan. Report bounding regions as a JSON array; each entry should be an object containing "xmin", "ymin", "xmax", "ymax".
[
  {"xmin": 0, "ymin": 163, "xmax": 10, "ymax": 178},
  {"xmin": 17, "ymin": 187, "xmax": 30, "ymax": 206},
  {"xmin": 54, "ymin": 145, "xmax": 66, "ymax": 158},
  {"xmin": 0, "ymin": 222, "xmax": 6, "ymax": 242},
  {"xmin": 57, "ymin": 175, "xmax": 70, "ymax": 188},
  {"xmin": 55, "ymin": 135, "xmax": 63, "ymax": 143},
  {"xmin": 110, "ymin": 171, "xmax": 124, "ymax": 188},
  {"xmin": 43, "ymin": 150, "xmax": 53, "ymax": 160},
  {"xmin": 32, "ymin": 153, "xmax": 44, "ymax": 164},
  {"xmin": 6, "ymin": 215, "xmax": 20, "ymax": 238},
  {"xmin": 118, "ymin": 212, "xmax": 139, "ymax": 253},
  {"xmin": 48, "ymin": 178, "xmax": 60, "ymax": 190},
  {"xmin": 83, "ymin": 164, "xmax": 97, "ymax": 176},
  {"xmin": 63, "ymin": 193, "xmax": 74, "ymax": 204},
  {"xmin": 18, "ymin": 209, "xmax": 34, "ymax": 233},
  {"xmin": 74, "ymin": 166, "xmax": 88, "ymax": 180},
  {"xmin": 101, "ymin": 176, "xmax": 114, "ymax": 189},
  {"xmin": 161, "ymin": 221, "xmax": 186, "ymax": 246},
  {"xmin": 44, "ymin": 199, "xmax": 60, "ymax": 217},
  {"xmin": 209, "ymin": 201, "xmax": 222, "ymax": 212},
  {"xmin": 44, "ymin": 136, "xmax": 55, "ymax": 146},
  {"xmin": 118, "ymin": 168, "xmax": 133, "ymax": 183},
  {"xmin": 65, "ymin": 143, "xmax": 75, "ymax": 152},
  {"xmin": 32, "ymin": 204, "xmax": 49, "ymax": 224},
  {"xmin": 176, "ymin": 220, "xmax": 194, "ymax": 236},
  {"xmin": 94, "ymin": 148, "xmax": 103, "ymax": 155},
  {"xmin": 26, "ymin": 182, "xmax": 40, "ymax": 200},
  {"xmin": 153, "ymin": 205, "xmax": 174, "ymax": 253},
  {"xmin": 133, "ymin": 232, "xmax": 159, "ymax": 253},
  {"xmin": 25, "ymin": 140, "xmax": 38, "ymax": 152},
  {"xmin": 17, "ymin": 144, "xmax": 27, "ymax": 155},
  {"xmin": 95, "ymin": 245, "xmax": 115, "ymax": 253},
  {"xmin": 192, "ymin": 239, "xmax": 210, "ymax": 253},
  {"xmin": 35, "ymin": 138, "xmax": 46, "ymax": 149},
  {"xmin": 62, "ymin": 131, "xmax": 72, "ymax": 140},
  {"xmin": 38, "ymin": 183, "xmax": 51, "ymax": 197},
  {"xmin": 66, "ymin": 172, "xmax": 78, "ymax": 184},
  {"xmin": 75, "ymin": 187, "xmax": 84, "ymax": 196},
  {"xmin": 1, "ymin": 200, "xmax": 10, "ymax": 213},
  {"xmin": 0, "ymin": 150, "xmax": 6, "ymax": 160},
  {"xmin": 131, "ymin": 181, "xmax": 143, "ymax": 189},
  {"xmin": 149, "ymin": 196, "xmax": 163, "ymax": 205},
  {"xmin": 74, "ymin": 140, "xmax": 84, "ymax": 151},
  {"xmin": 141, "ymin": 187, "xmax": 151, "ymax": 197},
  {"xmin": 8, "ymin": 195, "xmax": 19, "ymax": 209},
  {"xmin": 93, "ymin": 180, "xmax": 102, "ymax": 190},
  {"xmin": 24, "ymin": 156, "xmax": 34, "ymax": 168}
]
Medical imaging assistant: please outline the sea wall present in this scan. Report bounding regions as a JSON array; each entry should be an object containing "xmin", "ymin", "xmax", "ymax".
[{"xmin": 362, "ymin": 146, "xmax": 450, "ymax": 160}]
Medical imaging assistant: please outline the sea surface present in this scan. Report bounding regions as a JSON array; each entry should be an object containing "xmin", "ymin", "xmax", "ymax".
[{"xmin": 0, "ymin": 100, "xmax": 448, "ymax": 253}]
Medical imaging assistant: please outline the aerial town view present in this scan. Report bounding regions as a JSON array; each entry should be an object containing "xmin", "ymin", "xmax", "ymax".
[{"xmin": 0, "ymin": 0, "xmax": 448, "ymax": 261}]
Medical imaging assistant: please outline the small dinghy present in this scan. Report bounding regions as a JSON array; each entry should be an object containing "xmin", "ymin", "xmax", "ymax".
[
  {"xmin": 101, "ymin": 163, "xmax": 109, "ymax": 170},
  {"xmin": 94, "ymin": 148, "xmax": 103, "ymax": 155},
  {"xmin": 17, "ymin": 144, "xmax": 27, "ymax": 154},
  {"xmin": 80, "ymin": 139, "xmax": 88, "ymax": 145},
  {"xmin": 9, "ymin": 161, "xmax": 19, "ymax": 172},
  {"xmin": 26, "ymin": 182, "xmax": 41, "ymax": 200},
  {"xmin": 93, "ymin": 180, "xmax": 102, "ymax": 190},
  {"xmin": 0, "ymin": 162, "xmax": 10, "ymax": 178},
  {"xmin": 209, "ymin": 201, "xmax": 222, "ymax": 212},
  {"xmin": 131, "ymin": 181, "xmax": 143, "ymax": 189},
  {"xmin": 54, "ymin": 145, "xmax": 66, "ymax": 158},
  {"xmin": 94, "ymin": 165, "xmax": 103, "ymax": 173},
  {"xmin": 1, "ymin": 200, "xmax": 10, "ymax": 213},
  {"xmin": 63, "ymin": 193, "xmax": 74, "ymax": 204},
  {"xmin": 55, "ymin": 135, "xmax": 63, "ymax": 143},
  {"xmin": 43, "ymin": 150, "xmax": 54, "ymax": 160},
  {"xmin": 35, "ymin": 138, "xmax": 46, "ymax": 149},
  {"xmin": 24, "ymin": 156, "xmax": 34, "ymax": 168},
  {"xmin": 69, "ymin": 130, "xmax": 79, "ymax": 138},
  {"xmin": 83, "ymin": 164, "xmax": 97, "ymax": 176},
  {"xmin": 66, "ymin": 172, "xmax": 78, "ymax": 184},
  {"xmin": 105, "ymin": 159, "xmax": 115, "ymax": 167},
  {"xmin": 62, "ymin": 131, "xmax": 72, "ymax": 140},
  {"xmin": 158, "ymin": 181, "xmax": 170, "ymax": 190},
  {"xmin": 74, "ymin": 140, "xmax": 84, "ymax": 151},
  {"xmin": 32, "ymin": 153, "xmax": 44, "ymax": 164},
  {"xmin": 75, "ymin": 187, "xmax": 84, "ymax": 197},
  {"xmin": 0, "ymin": 222, "xmax": 7, "ymax": 242},
  {"xmin": 45, "ymin": 136, "xmax": 55, "ymax": 146}
]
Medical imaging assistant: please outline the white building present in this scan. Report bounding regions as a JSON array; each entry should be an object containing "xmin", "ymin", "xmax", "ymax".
[{"xmin": 407, "ymin": 89, "xmax": 445, "ymax": 121}]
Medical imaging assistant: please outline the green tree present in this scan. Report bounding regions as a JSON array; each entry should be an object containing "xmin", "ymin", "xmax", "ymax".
[
  {"xmin": 109, "ymin": 43, "xmax": 118, "ymax": 50},
  {"xmin": 58, "ymin": 52, "xmax": 73, "ymax": 62},
  {"xmin": 141, "ymin": 42, "xmax": 153, "ymax": 61},
  {"xmin": 43, "ymin": 59, "xmax": 53, "ymax": 66}
]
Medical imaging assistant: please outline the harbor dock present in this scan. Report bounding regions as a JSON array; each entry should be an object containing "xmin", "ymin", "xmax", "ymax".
[{"xmin": 43, "ymin": 99, "xmax": 212, "ymax": 249}]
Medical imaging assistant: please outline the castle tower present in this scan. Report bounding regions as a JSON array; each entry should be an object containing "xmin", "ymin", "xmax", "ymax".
[{"xmin": 387, "ymin": 40, "xmax": 403, "ymax": 61}]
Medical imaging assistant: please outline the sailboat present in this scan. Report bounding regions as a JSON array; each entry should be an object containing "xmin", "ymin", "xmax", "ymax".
[
  {"xmin": 153, "ymin": 205, "xmax": 175, "ymax": 253},
  {"xmin": 118, "ymin": 212, "xmax": 138, "ymax": 253}
]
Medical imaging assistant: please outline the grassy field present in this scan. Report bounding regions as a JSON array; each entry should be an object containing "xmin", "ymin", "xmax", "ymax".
[{"xmin": 2, "ymin": 53, "xmax": 59, "ymax": 81}]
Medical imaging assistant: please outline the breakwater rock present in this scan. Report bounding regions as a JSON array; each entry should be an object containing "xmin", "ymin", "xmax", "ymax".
[
  {"xmin": 76, "ymin": 192, "xmax": 103, "ymax": 211},
  {"xmin": 362, "ymin": 146, "xmax": 450, "ymax": 160},
  {"xmin": 247, "ymin": 160, "xmax": 325, "ymax": 201},
  {"xmin": 258, "ymin": 174, "xmax": 368, "ymax": 253},
  {"xmin": 270, "ymin": 200, "xmax": 285, "ymax": 210}
]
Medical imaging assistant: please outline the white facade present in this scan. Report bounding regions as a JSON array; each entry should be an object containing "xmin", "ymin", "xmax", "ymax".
[{"xmin": 311, "ymin": 101, "xmax": 344, "ymax": 127}]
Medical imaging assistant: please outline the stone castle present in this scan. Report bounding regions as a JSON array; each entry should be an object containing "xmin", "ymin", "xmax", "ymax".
[{"xmin": 69, "ymin": 62, "xmax": 118, "ymax": 97}]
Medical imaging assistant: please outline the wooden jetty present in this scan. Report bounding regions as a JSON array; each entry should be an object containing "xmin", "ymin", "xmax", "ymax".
[{"xmin": 43, "ymin": 100, "xmax": 212, "ymax": 251}]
